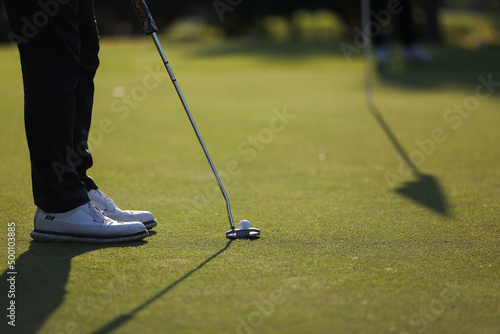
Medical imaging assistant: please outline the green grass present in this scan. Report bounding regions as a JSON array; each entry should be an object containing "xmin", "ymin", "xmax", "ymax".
[{"xmin": 1, "ymin": 37, "xmax": 499, "ymax": 334}]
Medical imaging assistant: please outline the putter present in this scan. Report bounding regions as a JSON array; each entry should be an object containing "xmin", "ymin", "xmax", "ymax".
[{"xmin": 130, "ymin": 0, "xmax": 260, "ymax": 239}]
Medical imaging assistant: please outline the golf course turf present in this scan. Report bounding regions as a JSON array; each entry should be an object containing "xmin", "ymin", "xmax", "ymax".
[{"xmin": 0, "ymin": 37, "xmax": 499, "ymax": 333}]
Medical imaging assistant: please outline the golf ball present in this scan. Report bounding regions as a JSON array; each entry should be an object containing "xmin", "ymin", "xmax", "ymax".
[{"xmin": 237, "ymin": 220, "xmax": 252, "ymax": 229}]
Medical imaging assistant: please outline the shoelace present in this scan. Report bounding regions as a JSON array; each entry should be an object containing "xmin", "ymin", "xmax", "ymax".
[
  {"xmin": 89, "ymin": 201, "xmax": 108, "ymax": 222},
  {"xmin": 96, "ymin": 190, "xmax": 119, "ymax": 211},
  {"xmin": 98, "ymin": 190, "xmax": 115, "ymax": 205}
]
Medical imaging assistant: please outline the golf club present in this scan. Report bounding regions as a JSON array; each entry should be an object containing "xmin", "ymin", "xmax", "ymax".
[{"xmin": 130, "ymin": 0, "xmax": 260, "ymax": 239}]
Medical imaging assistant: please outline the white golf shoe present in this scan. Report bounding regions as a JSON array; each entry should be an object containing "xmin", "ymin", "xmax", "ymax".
[
  {"xmin": 30, "ymin": 202, "xmax": 148, "ymax": 243},
  {"xmin": 89, "ymin": 189, "xmax": 158, "ymax": 230}
]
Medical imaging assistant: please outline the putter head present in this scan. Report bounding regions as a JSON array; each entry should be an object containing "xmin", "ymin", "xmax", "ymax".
[{"xmin": 226, "ymin": 227, "xmax": 260, "ymax": 239}]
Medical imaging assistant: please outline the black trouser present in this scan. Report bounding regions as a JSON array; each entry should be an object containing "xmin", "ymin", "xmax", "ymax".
[
  {"xmin": 5, "ymin": 0, "xmax": 99, "ymax": 213},
  {"xmin": 371, "ymin": 0, "xmax": 417, "ymax": 46}
]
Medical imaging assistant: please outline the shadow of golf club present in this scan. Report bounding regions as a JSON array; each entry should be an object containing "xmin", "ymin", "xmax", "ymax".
[
  {"xmin": 368, "ymin": 104, "xmax": 449, "ymax": 216},
  {"xmin": 369, "ymin": 104, "xmax": 417, "ymax": 174},
  {"xmin": 394, "ymin": 173, "xmax": 448, "ymax": 216},
  {"xmin": 360, "ymin": 0, "xmax": 448, "ymax": 217},
  {"xmin": 91, "ymin": 239, "xmax": 234, "ymax": 334},
  {"xmin": 0, "ymin": 241, "xmax": 147, "ymax": 334}
]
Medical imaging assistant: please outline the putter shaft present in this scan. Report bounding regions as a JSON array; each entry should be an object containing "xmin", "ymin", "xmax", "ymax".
[
  {"xmin": 131, "ymin": 0, "xmax": 235, "ymax": 230},
  {"xmin": 150, "ymin": 32, "xmax": 236, "ymax": 231}
]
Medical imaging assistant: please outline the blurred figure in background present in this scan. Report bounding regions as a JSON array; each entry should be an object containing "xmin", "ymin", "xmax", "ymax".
[{"xmin": 370, "ymin": 0, "xmax": 432, "ymax": 64}]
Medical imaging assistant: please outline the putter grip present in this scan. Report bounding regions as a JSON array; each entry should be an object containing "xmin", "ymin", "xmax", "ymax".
[{"xmin": 131, "ymin": 0, "xmax": 158, "ymax": 35}]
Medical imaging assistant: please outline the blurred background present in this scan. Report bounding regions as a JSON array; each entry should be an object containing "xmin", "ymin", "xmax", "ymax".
[{"xmin": 0, "ymin": 0, "xmax": 499, "ymax": 48}]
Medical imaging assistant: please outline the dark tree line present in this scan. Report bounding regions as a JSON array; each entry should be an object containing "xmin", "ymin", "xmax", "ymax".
[
  {"xmin": 96, "ymin": 0, "xmax": 443, "ymax": 43},
  {"xmin": 93, "ymin": 0, "xmax": 357, "ymax": 36},
  {"xmin": 95, "ymin": 0, "xmax": 441, "ymax": 41},
  {"xmin": 1, "ymin": 0, "xmax": 498, "ymax": 43}
]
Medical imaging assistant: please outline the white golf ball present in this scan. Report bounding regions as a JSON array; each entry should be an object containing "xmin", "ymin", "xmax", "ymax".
[{"xmin": 237, "ymin": 220, "xmax": 252, "ymax": 229}]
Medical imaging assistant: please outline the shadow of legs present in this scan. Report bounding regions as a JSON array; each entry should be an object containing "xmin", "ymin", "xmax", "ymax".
[{"xmin": 1, "ymin": 241, "xmax": 147, "ymax": 333}]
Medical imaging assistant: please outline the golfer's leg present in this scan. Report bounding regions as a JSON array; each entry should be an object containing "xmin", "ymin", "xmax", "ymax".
[
  {"xmin": 5, "ymin": 0, "xmax": 89, "ymax": 213},
  {"xmin": 74, "ymin": 0, "xmax": 100, "ymax": 191},
  {"xmin": 395, "ymin": 0, "xmax": 417, "ymax": 46},
  {"xmin": 370, "ymin": 0, "xmax": 386, "ymax": 46}
]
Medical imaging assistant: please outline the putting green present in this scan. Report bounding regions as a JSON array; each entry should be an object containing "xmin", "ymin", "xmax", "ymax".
[{"xmin": 1, "ymin": 38, "xmax": 499, "ymax": 334}]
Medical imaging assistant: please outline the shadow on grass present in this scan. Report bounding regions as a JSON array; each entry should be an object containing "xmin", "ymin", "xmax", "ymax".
[
  {"xmin": 368, "ymin": 104, "xmax": 449, "ymax": 216},
  {"xmin": 362, "ymin": 37, "xmax": 451, "ymax": 217},
  {"xmin": 195, "ymin": 41, "xmax": 500, "ymax": 94},
  {"xmin": 194, "ymin": 39, "xmax": 347, "ymax": 59},
  {"xmin": 374, "ymin": 47, "xmax": 500, "ymax": 91},
  {"xmin": 0, "ymin": 241, "xmax": 147, "ymax": 334},
  {"xmin": 395, "ymin": 174, "xmax": 448, "ymax": 216},
  {"xmin": 91, "ymin": 239, "xmax": 234, "ymax": 334}
]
